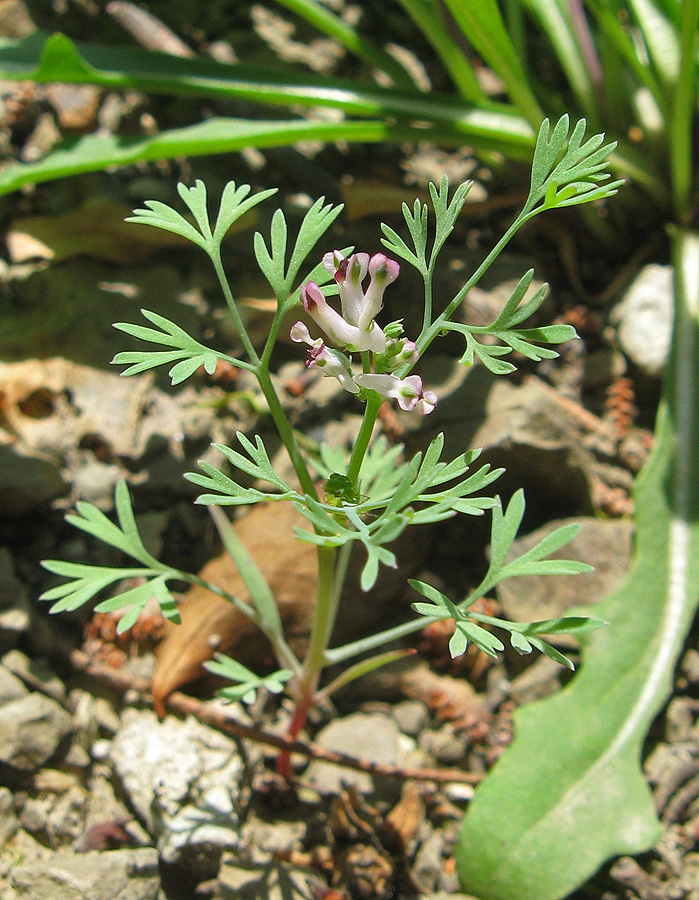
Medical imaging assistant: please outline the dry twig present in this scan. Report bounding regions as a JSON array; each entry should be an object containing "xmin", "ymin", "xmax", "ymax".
[{"xmin": 69, "ymin": 650, "xmax": 481, "ymax": 786}]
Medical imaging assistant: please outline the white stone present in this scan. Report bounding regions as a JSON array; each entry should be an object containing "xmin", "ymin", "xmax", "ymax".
[{"xmin": 610, "ymin": 263, "xmax": 673, "ymax": 374}]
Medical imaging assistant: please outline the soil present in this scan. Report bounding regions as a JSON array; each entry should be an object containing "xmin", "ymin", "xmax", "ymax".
[{"xmin": 0, "ymin": 3, "xmax": 693, "ymax": 900}]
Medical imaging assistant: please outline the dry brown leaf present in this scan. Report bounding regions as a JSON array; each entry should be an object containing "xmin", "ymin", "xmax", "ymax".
[{"xmin": 383, "ymin": 781, "xmax": 425, "ymax": 852}]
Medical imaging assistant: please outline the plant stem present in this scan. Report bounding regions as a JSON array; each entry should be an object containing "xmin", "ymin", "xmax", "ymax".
[
  {"xmin": 347, "ymin": 391, "xmax": 383, "ymax": 484},
  {"xmin": 299, "ymin": 544, "xmax": 340, "ymax": 680},
  {"xmin": 277, "ymin": 542, "xmax": 343, "ymax": 775},
  {"xmin": 256, "ymin": 367, "xmax": 318, "ymax": 499},
  {"xmin": 210, "ymin": 250, "xmax": 261, "ymax": 366}
]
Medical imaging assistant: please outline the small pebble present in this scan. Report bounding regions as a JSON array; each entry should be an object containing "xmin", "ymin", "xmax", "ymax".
[
  {"xmin": 419, "ymin": 727, "xmax": 468, "ymax": 765},
  {"xmin": 392, "ymin": 699, "xmax": 429, "ymax": 736},
  {"xmin": 443, "ymin": 783, "xmax": 475, "ymax": 805},
  {"xmin": 91, "ymin": 738, "xmax": 112, "ymax": 761}
]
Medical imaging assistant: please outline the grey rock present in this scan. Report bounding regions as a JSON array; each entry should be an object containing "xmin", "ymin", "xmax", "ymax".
[
  {"xmin": 2, "ymin": 650, "xmax": 67, "ymax": 703},
  {"xmin": 0, "ymin": 786, "xmax": 18, "ymax": 846},
  {"xmin": 80, "ymin": 770, "xmax": 132, "ymax": 837},
  {"xmin": 667, "ymin": 696, "xmax": 697, "ymax": 743},
  {"xmin": 0, "ymin": 692, "xmax": 72, "ymax": 772},
  {"xmin": 392, "ymin": 699, "xmax": 429, "ymax": 736},
  {"xmin": 681, "ymin": 649, "xmax": 699, "ymax": 686},
  {"xmin": 497, "ymin": 517, "xmax": 633, "ymax": 630},
  {"xmin": 305, "ymin": 712, "xmax": 404, "ymax": 795},
  {"xmin": 9, "ymin": 847, "xmax": 159, "ymax": 900},
  {"xmin": 216, "ymin": 855, "xmax": 314, "ymax": 900},
  {"xmin": 0, "ymin": 443, "xmax": 67, "ymax": 516},
  {"xmin": 443, "ymin": 782, "xmax": 475, "ymax": 805},
  {"xmin": 239, "ymin": 817, "xmax": 306, "ymax": 864},
  {"xmin": 20, "ymin": 780, "xmax": 87, "ymax": 846},
  {"xmin": 0, "ymin": 548, "xmax": 30, "ymax": 650},
  {"xmin": 418, "ymin": 726, "xmax": 468, "ymax": 765},
  {"xmin": 422, "ymin": 372, "xmax": 600, "ymax": 513},
  {"xmin": 412, "ymin": 829, "xmax": 445, "ymax": 892},
  {"xmin": 610, "ymin": 263, "xmax": 673, "ymax": 374},
  {"xmin": 0, "ymin": 664, "xmax": 28, "ymax": 705},
  {"xmin": 110, "ymin": 709, "xmax": 247, "ymax": 875}
]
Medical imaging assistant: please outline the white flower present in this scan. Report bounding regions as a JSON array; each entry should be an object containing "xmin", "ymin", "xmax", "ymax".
[
  {"xmin": 289, "ymin": 319, "xmax": 359, "ymax": 393},
  {"xmin": 301, "ymin": 282, "xmax": 386, "ymax": 354}
]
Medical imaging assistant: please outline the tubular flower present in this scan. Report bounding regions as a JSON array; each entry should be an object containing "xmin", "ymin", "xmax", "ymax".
[
  {"xmin": 301, "ymin": 282, "xmax": 386, "ymax": 354},
  {"xmin": 354, "ymin": 373, "xmax": 437, "ymax": 414},
  {"xmin": 290, "ymin": 320, "xmax": 359, "ymax": 394},
  {"xmin": 323, "ymin": 250, "xmax": 369, "ymax": 325},
  {"xmin": 359, "ymin": 253, "xmax": 401, "ymax": 330}
]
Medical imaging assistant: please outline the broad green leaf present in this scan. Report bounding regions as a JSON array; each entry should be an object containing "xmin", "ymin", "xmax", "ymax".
[
  {"xmin": 0, "ymin": 33, "xmax": 537, "ymax": 196},
  {"xmin": 456, "ymin": 230, "xmax": 699, "ymax": 900}
]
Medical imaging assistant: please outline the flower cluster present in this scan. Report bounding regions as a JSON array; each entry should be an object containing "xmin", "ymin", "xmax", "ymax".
[{"xmin": 291, "ymin": 251, "xmax": 436, "ymax": 415}]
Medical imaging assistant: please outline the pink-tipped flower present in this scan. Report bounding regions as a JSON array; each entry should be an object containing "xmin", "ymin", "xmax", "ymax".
[
  {"xmin": 290, "ymin": 320, "xmax": 359, "ymax": 394},
  {"xmin": 301, "ymin": 281, "xmax": 386, "ymax": 354},
  {"xmin": 358, "ymin": 254, "xmax": 400, "ymax": 331},
  {"xmin": 322, "ymin": 250, "xmax": 399, "ymax": 333},
  {"xmin": 354, "ymin": 373, "xmax": 437, "ymax": 414},
  {"xmin": 324, "ymin": 251, "xmax": 369, "ymax": 325}
]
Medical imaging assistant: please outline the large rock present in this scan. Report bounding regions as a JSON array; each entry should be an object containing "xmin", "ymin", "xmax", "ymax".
[
  {"xmin": 305, "ymin": 712, "xmax": 410, "ymax": 796},
  {"xmin": 8, "ymin": 847, "xmax": 159, "ymax": 900},
  {"xmin": 0, "ymin": 692, "xmax": 72, "ymax": 772},
  {"xmin": 419, "ymin": 370, "xmax": 601, "ymax": 514},
  {"xmin": 0, "ymin": 357, "xmax": 228, "ymax": 510},
  {"xmin": 0, "ymin": 443, "xmax": 67, "ymax": 516},
  {"xmin": 110, "ymin": 709, "xmax": 249, "ymax": 876}
]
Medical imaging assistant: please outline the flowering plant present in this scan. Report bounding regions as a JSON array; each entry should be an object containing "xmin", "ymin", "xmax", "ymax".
[{"xmin": 41, "ymin": 116, "xmax": 618, "ymax": 775}]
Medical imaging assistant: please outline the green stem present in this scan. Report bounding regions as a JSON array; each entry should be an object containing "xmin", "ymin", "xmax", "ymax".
[
  {"xmin": 299, "ymin": 544, "xmax": 338, "ymax": 682},
  {"xmin": 325, "ymin": 614, "xmax": 434, "ymax": 665},
  {"xmin": 423, "ymin": 267, "xmax": 434, "ymax": 331},
  {"xmin": 210, "ymin": 249, "xmax": 261, "ymax": 366},
  {"xmin": 347, "ymin": 391, "xmax": 384, "ymax": 484},
  {"xmin": 256, "ymin": 367, "xmax": 318, "ymax": 499},
  {"xmin": 404, "ymin": 214, "xmax": 524, "ymax": 370}
]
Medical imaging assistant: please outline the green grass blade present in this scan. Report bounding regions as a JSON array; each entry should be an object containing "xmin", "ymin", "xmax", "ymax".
[
  {"xmin": 455, "ymin": 229, "xmax": 699, "ymax": 900},
  {"xmin": 0, "ymin": 112, "xmax": 534, "ymax": 197},
  {"xmin": 208, "ymin": 506, "xmax": 283, "ymax": 639},
  {"xmin": 395, "ymin": 0, "xmax": 489, "ymax": 102},
  {"xmin": 669, "ymin": 0, "xmax": 699, "ymax": 220},
  {"xmin": 518, "ymin": 0, "xmax": 598, "ymax": 118},
  {"xmin": 440, "ymin": 0, "xmax": 543, "ymax": 125},
  {"xmin": 0, "ymin": 32, "xmax": 515, "ymax": 120},
  {"xmin": 627, "ymin": 0, "xmax": 681, "ymax": 88}
]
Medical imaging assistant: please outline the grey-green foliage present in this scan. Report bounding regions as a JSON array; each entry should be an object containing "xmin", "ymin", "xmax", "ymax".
[{"xmin": 41, "ymin": 117, "xmax": 614, "ymax": 707}]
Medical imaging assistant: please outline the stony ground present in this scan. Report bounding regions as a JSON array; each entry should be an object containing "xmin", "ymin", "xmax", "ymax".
[{"xmin": 0, "ymin": 2, "xmax": 696, "ymax": 900}]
